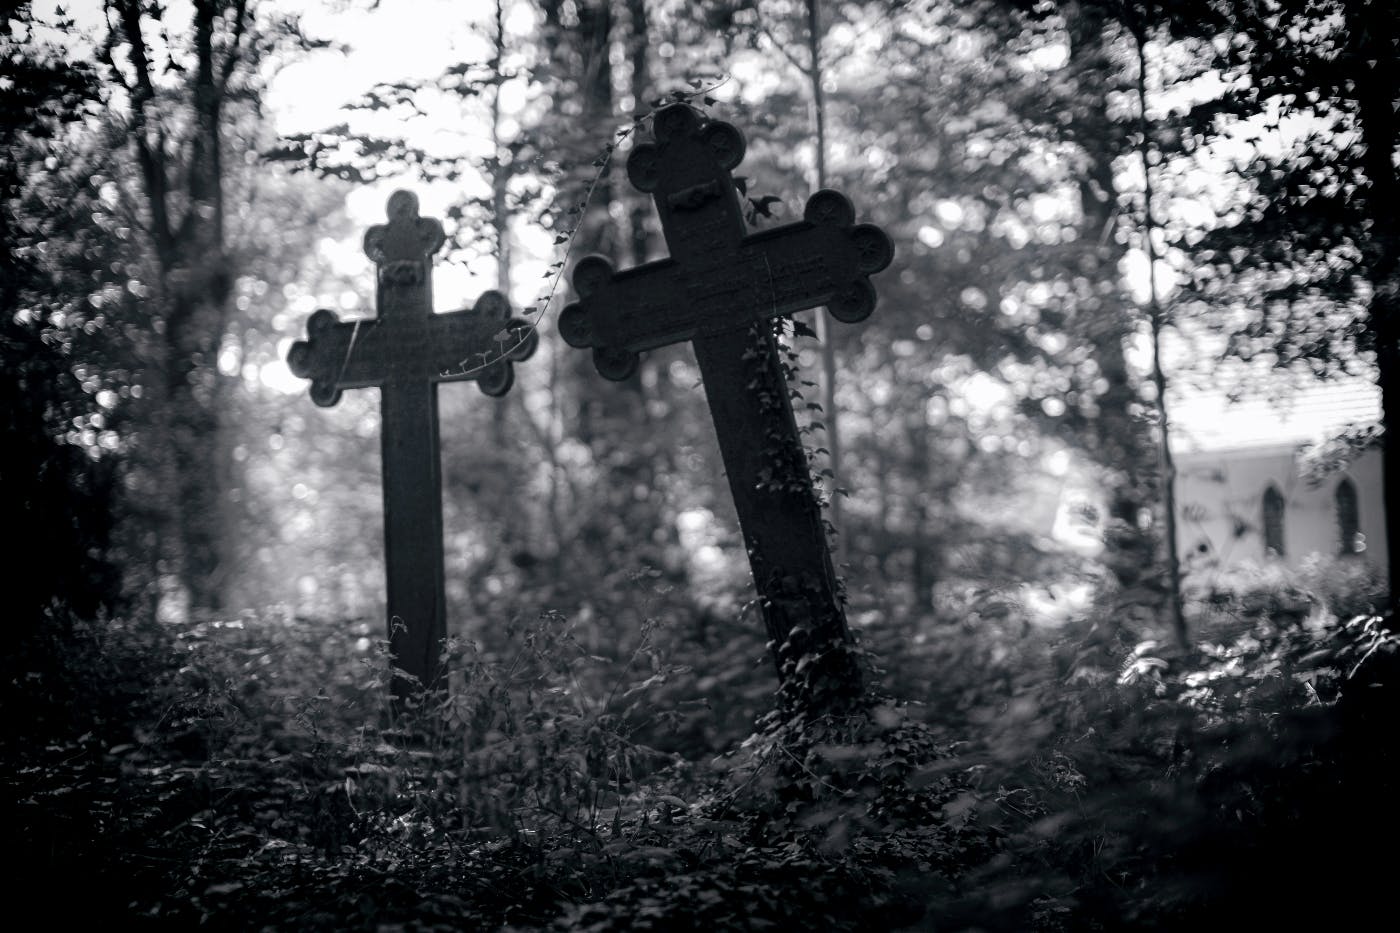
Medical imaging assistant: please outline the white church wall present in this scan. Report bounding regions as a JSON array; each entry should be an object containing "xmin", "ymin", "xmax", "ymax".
[{"xmin": 1174, "ymin": 445, "xmax": 1388, "ymax": 584}]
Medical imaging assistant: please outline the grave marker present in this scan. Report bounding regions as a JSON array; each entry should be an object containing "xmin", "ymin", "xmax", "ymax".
[
  {"xmin": 559, "ymin": 105, "xmax": 893, "ymax": 708},
  {"xmin": 287, "ymin": 190, "xmax": 537, "ymax": 698}
]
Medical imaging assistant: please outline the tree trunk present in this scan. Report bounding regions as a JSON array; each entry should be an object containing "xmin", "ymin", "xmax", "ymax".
[
  {"xmin": 489, "ymin": 0, "xmax": 514, "ymax": 457},
  {"xmin": 118, "ymin": 0, "xmax": 238, "ymax": 614},
  {"xmin": 1349, "ymin": 0, "xmax": 1400, "ymax": 612},
  {"xmin": 907, "ymin": 406, "xmax": 937, "ymax": 613},
  {"xmin": 806, "ymin": 0, "xmax": 844, "ymax": 564},
  {"xmin": 1064, "ymin": 3, "xmax": 1158, "ymax": 595},
  {"xmin": 1129, "ymin": 10, "xmax": 1188, "ymax": 648}
]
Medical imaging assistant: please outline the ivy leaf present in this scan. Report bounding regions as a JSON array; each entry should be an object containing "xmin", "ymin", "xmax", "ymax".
[{"xmin": 750, "ymin": 195, "xmax": 782, "ymax": 218}]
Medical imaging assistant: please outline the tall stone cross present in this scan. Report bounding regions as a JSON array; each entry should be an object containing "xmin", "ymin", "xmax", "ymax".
[
  {"xmin": 287, "ymin": 190, "xmax": 537, "ymax": 698},
  {"xmin": 559, "ymin": 105, "xmax": 894, "ymax": 709}
]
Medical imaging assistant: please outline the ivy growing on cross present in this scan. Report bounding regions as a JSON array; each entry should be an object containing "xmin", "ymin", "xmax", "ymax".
[{"xmin": 559, "ymin": 105, "xmax": 893, "ymax": 710}]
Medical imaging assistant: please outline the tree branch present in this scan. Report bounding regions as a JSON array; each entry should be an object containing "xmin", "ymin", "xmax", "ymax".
[
  {"xmin": 217, "ymin": 0, "xmax": 251, "ymax": 94},
  {"xmin": 178, "ymin": 0, "xmax": 223, "ymax": 248},
  {"xmin": 97, "ymin": 5, "xmax": 133, "ymax": 95},
  {"xmin": 754, "ymin": 15, "xmax": 812, "ymax": 79},
  {"xmin": 111, "ymin": 0, "xmax": 173, "ymax": 258}
]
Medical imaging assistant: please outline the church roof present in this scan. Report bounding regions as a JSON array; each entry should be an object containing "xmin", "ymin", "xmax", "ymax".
[{"xmin": 1167, "ymin": 375, "xmax": 1380, "ymax": 455}]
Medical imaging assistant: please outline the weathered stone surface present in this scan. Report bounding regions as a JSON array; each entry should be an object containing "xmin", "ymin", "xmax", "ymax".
[
  {"xmin": 560, "ymin": 105, "xmax": 893, "ymax": 709},
  {"xmin": 286, "ymin": 190, "xmax": 537, "ymax": 700}
]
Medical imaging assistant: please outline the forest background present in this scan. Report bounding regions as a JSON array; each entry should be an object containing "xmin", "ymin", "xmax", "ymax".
[{"xmin": 4, "ymin": 0, "xmax": 1399, "ymax": 930}]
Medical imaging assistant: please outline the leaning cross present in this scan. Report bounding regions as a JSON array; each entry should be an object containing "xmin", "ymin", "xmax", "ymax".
[
  {"xmin": 559, "ymin": 105, "xmax": 893, "ymax": 709},
  {"xmin": 287, "ymin": 190, "xmax": 537, "ymax": 698}
]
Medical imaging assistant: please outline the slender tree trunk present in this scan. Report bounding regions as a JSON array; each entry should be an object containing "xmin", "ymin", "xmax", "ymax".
[
  {"xmin": 806, "ymin": 0, "xmax": 843, "ymax": 562},
  {"xmin": 1129, "ymin": 12, "xmax": 1188, "ymax": 648},
  {"xmin": 175, "ymin": 0, "xmax": 232, "ymax": 612},
  {"xmin": 565, "ymin": 0, "xmax": 616, "ymax": 451},
  {"xmin": 563, "ymin": 0, "xmax": 675, "ymax": 581},
  {"xmin": 1349, "ymin": 0, "xmax": 1400, "ymax": 613},
  {"xmin": 120, "ymin": 0, "xmax": 238, "ymax": 614},
  {"xmin": 545, "ymin": 332, "xmax": 566, "ymax": 580},
  {"xmin": 908, "ymin": 408, "xmax": 935, "ymax": 613},
  {"xmin": 874, "ymin": 390, "xmax": 891, "ymax": 581},
  {"xmin": 1064, "ymin": 3, "xmax": 1158, "ymax": 594},
  {"xmin": 490, "ymin": 0, "xmax": 513, "ymax": 454}
]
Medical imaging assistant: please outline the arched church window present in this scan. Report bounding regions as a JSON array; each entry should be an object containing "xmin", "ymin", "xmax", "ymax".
[
  {"xmin": 1262, "ymin": 485, "xmax": 1286, "ymax": 557},
  {"xmin": 1336, "ymin": 478, "xmax": 1360, "ymax": 555}
]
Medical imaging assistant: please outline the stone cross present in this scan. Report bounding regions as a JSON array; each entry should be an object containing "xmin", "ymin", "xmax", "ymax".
[
  {"xmin": 287, "ymin": 190, "xmax": 537, "ymax": 698},
  {"xmin": 559, "ymin": 105, "xmax": 893, "ymax": 708}
]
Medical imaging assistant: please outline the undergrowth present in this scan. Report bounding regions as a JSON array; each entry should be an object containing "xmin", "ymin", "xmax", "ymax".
[{"xmin": 5, "ymin": 590, "xmax": 1397, "ymax": 930}]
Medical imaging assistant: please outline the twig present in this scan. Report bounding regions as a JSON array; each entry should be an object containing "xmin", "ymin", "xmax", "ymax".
[{"xmin": 441, "ymin": 75, "xmax": 733, "ymax": 378}]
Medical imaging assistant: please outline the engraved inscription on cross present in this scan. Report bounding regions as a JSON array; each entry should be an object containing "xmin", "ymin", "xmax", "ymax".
[
  {"xmin": 559, "ymin": 105, "xmax": 894, "ymax": 708},
  {"xmin": 287, "ymin": 190, "xmax": 537, "ymax": 699}
]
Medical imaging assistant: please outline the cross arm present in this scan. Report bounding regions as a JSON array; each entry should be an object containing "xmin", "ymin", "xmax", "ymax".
[
  {"xmin": 286, "ymin": 290, "xmax": 538, "ymax": 405},
  {"xmin": 557, "ymin": 189, "xmax": 893, "ymax": 380}
]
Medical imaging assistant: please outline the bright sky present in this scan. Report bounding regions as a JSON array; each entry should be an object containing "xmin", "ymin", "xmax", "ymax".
[
  {"xmin": 264, "ymin": 0, "xmax": 539, "ymax": 313},
  {"xmin": 254, "ymin": 0, "xmax": 571, "ymax": 394},
  {"xmin": 1167, "ymin": 363, "xmax": 1380, "ymax": 452},
  {"xmin": 28, "ymin": 0, "xmax": 505, "ymax": 308}
]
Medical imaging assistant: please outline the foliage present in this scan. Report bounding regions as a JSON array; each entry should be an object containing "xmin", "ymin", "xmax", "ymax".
[
  {"xmin": 8, "ymin": 0, "xmax": 1400, "ymax": 928},
  {"xmin": 2, "ymin": 598, "xmax": 966, "ymax": 929},
  {"xmin": 9, "ymin": 574, "xmax": 1397, "ymax": 930},
  {"xmin": 1188, "ymin": 554, "xmax": 1389, "ymax": 636},
  {"xmin": 0, "ymin": 312, "xmax": 122, "ymax": 631},
  {"xmin": 1298, "ymin": 423, "xmax": 1384, "ymax": 484},
  {"xmin": 2, "ymin": 6, "xmax": 123, "ymax": 631}
]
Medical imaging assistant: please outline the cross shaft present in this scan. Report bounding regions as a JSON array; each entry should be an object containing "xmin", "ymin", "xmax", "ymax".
[
  {"xmin": 559, "ymin": 106, "xmax": 893, "ymax": 708},
  {"xmin": 287, "ymin": 190, "xmax": 536, "ymax": 699}
]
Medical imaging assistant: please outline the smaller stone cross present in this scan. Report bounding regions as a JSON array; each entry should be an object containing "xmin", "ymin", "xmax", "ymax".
[
  {"xmin": 287, "ymin": 190, "xmax": 537, "ymax": 699},
  {"xmin": 559, "ymin": 105, "xmax": 893, "ymax": 709}
]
